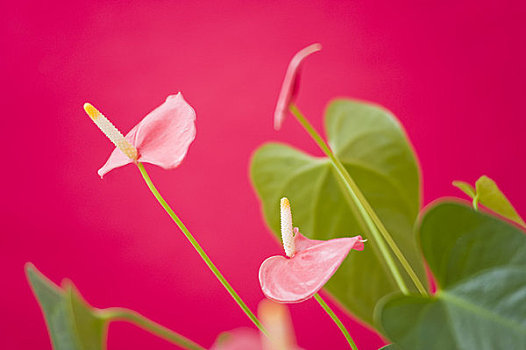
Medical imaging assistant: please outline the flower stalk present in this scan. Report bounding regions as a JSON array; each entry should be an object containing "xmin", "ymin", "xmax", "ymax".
[
  {"xmin": 314, "ymin": 293, "xmax": 358, "ymax": 350},
  {"xmin": 84, "ymin": 101, "xmax": 267, "ymax": 336},
  {"xmin": 136, "ymin": 163, "xmax": 268, "ymax": 336}
]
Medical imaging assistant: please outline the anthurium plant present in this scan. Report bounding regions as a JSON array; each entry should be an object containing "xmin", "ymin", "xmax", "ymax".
[{"xmin": 26, "ymin": 44, "xmax": 526, "ymax": 350}]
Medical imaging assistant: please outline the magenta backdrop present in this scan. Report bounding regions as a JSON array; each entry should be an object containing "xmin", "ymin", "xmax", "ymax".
[{"xmin": 3, "ymin": 1, "xmax": 526, "ymax": 349}]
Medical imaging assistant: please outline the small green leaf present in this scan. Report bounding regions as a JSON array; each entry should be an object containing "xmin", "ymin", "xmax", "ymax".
[
  {"xmin": 452, "ymin": 180, "xmax": 476, "ymax": 199},
  {"xmin": 377, "ymin": 202, "xmax": 526, "ymax": 349},
  {"xmin": 250, "ymin": 99, "xmax": 427, "ymax": 327},
  {"xmin": 453, "ymin": 175, "xmax": 524, "ymax": 226},
  {"xmin": 476, "ymin": 175, "xmax": 525, "ymax": 227},
  {"xmin": 26, "ymin": 263, "xmax": 107, "ymax": 350}
]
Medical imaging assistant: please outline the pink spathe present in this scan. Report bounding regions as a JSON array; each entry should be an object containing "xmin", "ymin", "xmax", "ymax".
[
  {"xmin": 273, "ymin": 43, "xmax": 322, "ymax": 130},
  {"xmin": 98, "ymin": 93, "xmax": 196, "ymax": 177},
  {"xmin": 259, "ymin": 229, "xmax": 364, "ymax": 303}
]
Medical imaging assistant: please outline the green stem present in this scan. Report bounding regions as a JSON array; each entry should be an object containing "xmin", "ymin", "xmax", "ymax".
[
  {"xmin": 473, "ymin": 195, "xmax": 479, "ymax": 211},
  {"xmin": 99, "ymin": 307, "xmax": 205, "ymax": 350},
  {"xmin": 314, "ymin": 293, "xmax": 358, "ymax": 350},
  {"xmin": 340, "ymin": 169, "xmax": 428, "ymax": 295},
  {"xmin": 136, "ymin": 163, "xmax": 268, "ymax": 336},
  {"xmin": 290, "ymin": 104, "xmax": 423, "ymax": 295}
]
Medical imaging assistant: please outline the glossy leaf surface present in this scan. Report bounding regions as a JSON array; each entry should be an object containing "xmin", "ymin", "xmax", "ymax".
[{"xmin": 378, "ymin": 202, "xmax": 526, "ymax": 349}]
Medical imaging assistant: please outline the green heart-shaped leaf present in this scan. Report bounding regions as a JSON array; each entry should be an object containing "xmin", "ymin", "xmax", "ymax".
[
  {"xmin": 250, "ymin": 99, "xmax": 427, "ymax": 326},
  {"xmin": 476, "ymin": 176, "xmax": 525, "ymax": 226},
  {"xmin": 378, "ymin": 202, "xmax": 526, "ymax": 349},
  {"xmin": 453, "ymin": 175, "xmax": 525, "ymax": 227},
  {"xmin": 26, "ymin": 263, "xmax": 107, "ymax": 350}
]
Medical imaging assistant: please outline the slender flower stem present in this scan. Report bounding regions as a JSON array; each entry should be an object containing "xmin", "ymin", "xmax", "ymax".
[
  {"xmin": 314, "ymin": 293, "xmax": 358, "ymax": 350},
  {"xmin": 99, "ymin": 307, "xmax": 206, "ymax": 350},
  {"xmin": 336, "ymin": 167, "xmax": 428, "ymax": 295},
  {"xmin": 290, "ymin": 104, "xmax": 429, "ymax": 295},
  {"xmin": 136, "ymin": 163, "xmax": 268, "ymax": 336}
]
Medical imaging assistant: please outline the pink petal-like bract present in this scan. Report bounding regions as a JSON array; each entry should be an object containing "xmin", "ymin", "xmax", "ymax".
[
  {"xmin": 98, "ymin": 93, "xmax": 196, "ymax": 177},
  {"xmin": 274, "ymin": 43, "xmax": 322, "ymax": 130},
  {"xmin": 259, "ymin": 231, "xmax": 364, "ymax": 303}
]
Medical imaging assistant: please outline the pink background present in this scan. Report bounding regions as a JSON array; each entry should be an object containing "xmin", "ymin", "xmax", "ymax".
[{"xmin": 3, "ymin": 1, "xmax": 526, "ymax": 349}]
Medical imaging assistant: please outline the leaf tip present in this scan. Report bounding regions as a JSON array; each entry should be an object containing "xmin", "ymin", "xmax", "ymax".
[
  {"xmin": 61, "ymin": 278, "xmax": 75, "ymax": 292},
  {"xmin": 452, "ymin": 180, "xmax": 476, "ymax": 199},
  {"xmin": 24, "ymin": 261, "xmax": 36, "ymax": 275},
  {"xmin": 478, "ymin": 174, "xmax": 491, "ymax": 181},
  {"xmin": 24, "ymin": 262, "xmax": 39, "ymax": 286},
  {"xmin": 25, "ymin": 262, "xmax": 45, "ymax": 283}
]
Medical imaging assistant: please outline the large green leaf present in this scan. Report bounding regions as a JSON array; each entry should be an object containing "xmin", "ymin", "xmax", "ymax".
[
  {"xmin": 378, "ymin": 202, "xmax": 526, "ymax": 349},
  {"xmin": 26, "ymin": 263, "xmax": 107, "ymax": 350},
  {"xmin": 250, "ymin": 99, "xmax": 427, "ymax": 326}
]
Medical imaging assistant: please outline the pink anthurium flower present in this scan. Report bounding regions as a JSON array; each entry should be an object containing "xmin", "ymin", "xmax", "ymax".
[
  {"xmin": 83, "ymin": 93, "xmax": 196, "ymax": 177},
  {"xmin": 259, "ymin": 198, "xmax": 364, "ymax": 303},
  {"xmin": 274, "ymin": 43, "xmax": 322, "ymax": 130}
]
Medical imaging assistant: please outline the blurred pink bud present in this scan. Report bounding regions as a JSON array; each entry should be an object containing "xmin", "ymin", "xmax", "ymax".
[
  {"xmin": 211, "ymin": 328, "xmax": 263, "ymax": 350},
  {"xmin": 258, "ymin": 299, "xmax": 300, "ymax": 350},
  {"xmin": 211, "ymin": 300, "xmax": 303, "ymax": 350},
  {"xmin": 274, "ymin": 43, "xmax": 322, "ymax": 130},
  {"xmin": 259, "ymin": 230, "xmax": 364, "ymax": 303},
  {"xmin": 93, "ymin": 93, "xmax": 196, "ymax": 177}
]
